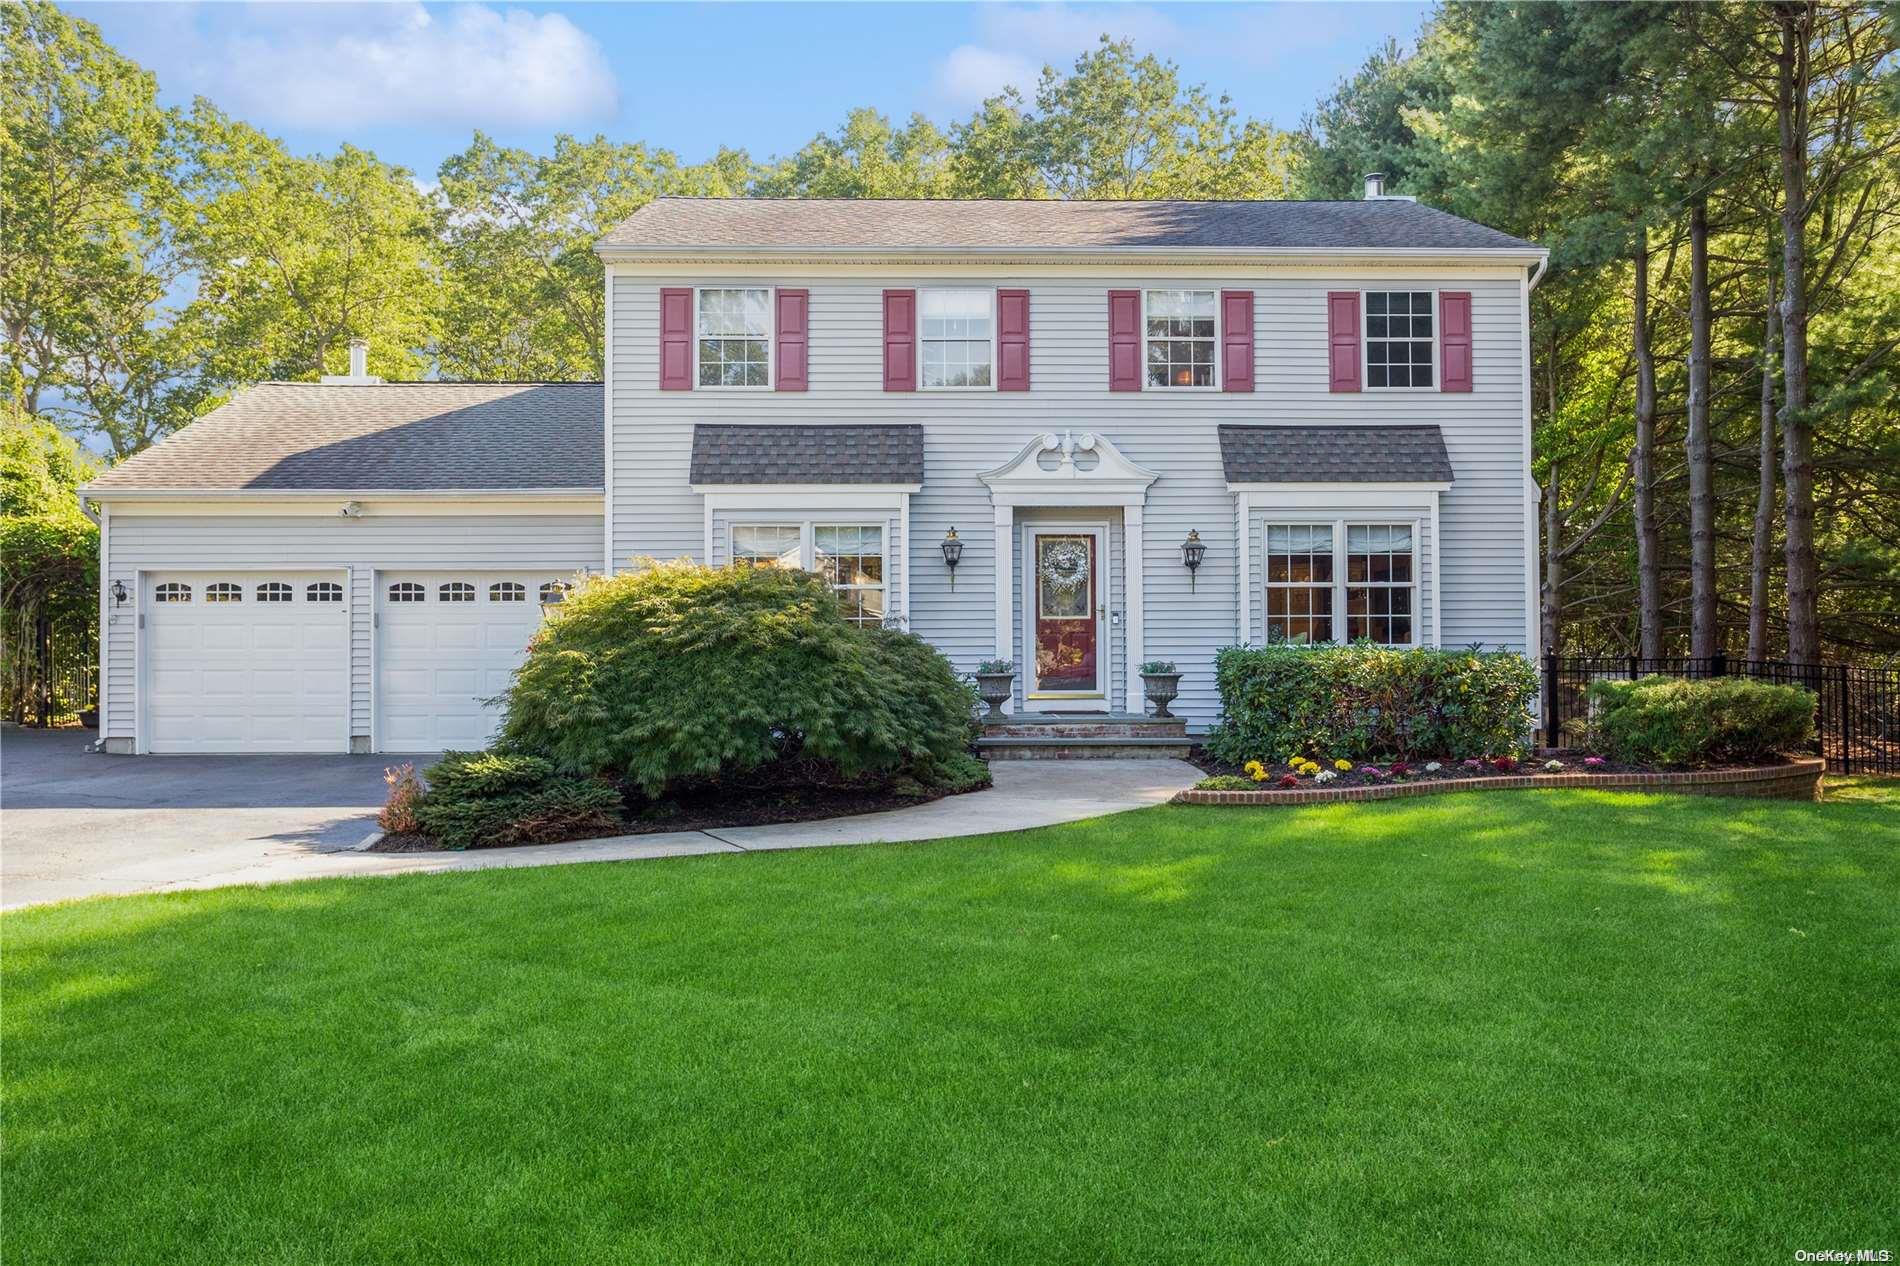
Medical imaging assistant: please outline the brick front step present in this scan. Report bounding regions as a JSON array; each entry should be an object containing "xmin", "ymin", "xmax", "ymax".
[
  {"xmin": 1174, "ymin": 757, "xmax": 1826, "ymax": 805},
  {"xmin": 978, "ymin": 736, "xmax": 1195, "ymax": 760}
]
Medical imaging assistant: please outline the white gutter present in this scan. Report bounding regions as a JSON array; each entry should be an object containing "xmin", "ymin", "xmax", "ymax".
[
  {"xmin": 77, "ymin": 486, "xmax": 606, "ymax": 501},
  {"xmin": 597, "ymin": 243, "xmax": 1551, "ymax": 267},
  {"xmin": 76, "ymin": 491, "xmax": 99, "ymax": 524},
  {"xmin": 1529, "ymin": 256, "xmax": 1549, "ymax": 290}
]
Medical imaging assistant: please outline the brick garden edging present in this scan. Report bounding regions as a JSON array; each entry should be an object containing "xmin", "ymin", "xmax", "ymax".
[{"xmin": 1173, "ymin": 757, "xmax": 1826, "ymax": 807}]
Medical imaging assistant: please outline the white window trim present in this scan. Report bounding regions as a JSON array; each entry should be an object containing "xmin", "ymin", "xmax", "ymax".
[
  {"xmin": 917, "ymin": 288, "xmax": 998, "ymax": 393},
  {"xmin": 693, "ymin": 285, "xmax": 774, "ymax": 392},
  {"xmin": 1259, "ymin": 516, "xmax": 1422, "ymax": 648},
  {"xmin": 1361, "ymin": 287, "xmax": 1440, "ymax": 393},
  {"xmin": 1140, "ymin": 287, "xmax": 1221, "ymax": 392}
]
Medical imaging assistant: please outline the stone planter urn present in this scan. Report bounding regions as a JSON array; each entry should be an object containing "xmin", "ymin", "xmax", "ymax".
[
  {"xmin": 974, "ymin": 669, "xmax": 1016, "ymax": 721},
  {"xmin": 1141, "ymin": 671, "xmax": 1183, "ymax": 719}
]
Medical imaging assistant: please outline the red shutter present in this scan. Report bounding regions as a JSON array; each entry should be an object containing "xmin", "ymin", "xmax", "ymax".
[
  {"xmin": 1221, "ymin": 290, "xmax": 1254, "ymax": 392},
  {"xmin": 660, "ymin": 287, "xmax": 693, "ymax": 390},
  {"xmin": 775, "ymin": 288, "xmax": 808, "ymax": 391},
  {"xmin": 882, "ymin": 290, "xmax": 916, "ymax": 391},
  {"xmin": 996, "ymin": 289, "xmax": 1030, "ymax": 391},
  {"xmin": 1327, "ymin": 291, "xmax": 1362, "ymax": 392},
  {"xmin": 1439, "ymin": 291, "xmax": 1472, "ymax": 392},
  {"xmin": 1108, "ymin": 290, "xmax": 1141, "ymax": 391}
]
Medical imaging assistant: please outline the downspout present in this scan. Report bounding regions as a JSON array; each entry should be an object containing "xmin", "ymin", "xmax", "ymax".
[
  {"xmin": 77, "ymin": 491, "xmax": 99, "ymax": 524},
  {"xmin": 1529, "ymin": 256, "xmax": 1549, "ymax": 292}
]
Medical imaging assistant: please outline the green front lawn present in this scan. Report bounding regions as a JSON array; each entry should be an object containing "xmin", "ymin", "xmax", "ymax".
[{"xmin": 6, "ymin": 787, "xmax": 1897, "ymax": 1263}]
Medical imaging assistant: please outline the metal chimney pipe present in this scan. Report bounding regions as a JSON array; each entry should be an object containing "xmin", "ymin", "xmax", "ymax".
[
  {"xmin": 348, "ymin": 338, "xmax": 369, "ymax": 380},
  {"xmin": 1364, "ymin": 172, "xmax": 1386, "ymax": 199}
]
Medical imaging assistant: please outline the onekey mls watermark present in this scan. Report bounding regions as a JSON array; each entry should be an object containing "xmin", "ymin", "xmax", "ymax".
[{"xmin": 1794, "ymin": 1252, "xmax": 1892, "ymax": 1263}]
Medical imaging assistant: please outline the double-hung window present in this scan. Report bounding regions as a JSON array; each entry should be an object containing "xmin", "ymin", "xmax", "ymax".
[
  {"xmin": 1344, "ymin": 524, "xmax": 1414, "ymax": 644},
  {"xmin": 1365, "ymin": 291, "xmax": 1434, "ymax": 388},
  {"xmin": 729, "ymin": 521, "xmax": 888, "ymax": 627},
  {"xmin": 1145, "ymin": 289, "xmax": 1216, "ymax": 388},
  {"xmin": 731, "ymin": 525, "xmax": 803, "ymax": 570},
  {"xmin": 814, "ymin": 525, "xmax": 885, "ymax": 627},
  {"xmin": 1263, "ymin": 521, "xmax": 1418, "ymax": 647},
  {"xmin": 1263, "ymin": 525, "xmax": 1335, "ymax": 645},
  {"xmin": 920, "ymin": 290, "xmax": 993, "ymax": 388},
  {"xmin": 697, "ymin": 288, "xmax": 771, "ymax": 387}
]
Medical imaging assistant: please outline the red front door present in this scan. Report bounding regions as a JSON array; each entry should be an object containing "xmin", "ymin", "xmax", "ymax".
[{"xmin": 1034, "ymin": 533, "xmax": 1098, "ymax": 693}]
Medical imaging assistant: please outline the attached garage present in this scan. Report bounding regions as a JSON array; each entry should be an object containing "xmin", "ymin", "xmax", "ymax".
[
  {"xmin": 375, "ymin": 571, "xmax": 570, "ymax": 753},
  {"xmin": 141, "ymin": 571, "xmax": 350, "ymax": 753}
]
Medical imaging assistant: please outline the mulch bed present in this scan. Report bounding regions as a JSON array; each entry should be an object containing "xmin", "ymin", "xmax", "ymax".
[
  {"xmin": 1189, "ymin": 745, "xmax": 1799, "ymax": 789},
  {"xmin": 368, "ymin": 761, "xmax": 992, "ymax": 853}
]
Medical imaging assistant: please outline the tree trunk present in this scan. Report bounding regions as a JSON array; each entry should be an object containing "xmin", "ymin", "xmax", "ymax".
[
  {"xmin": 1542, "ymin": 461, "xmax": 1562, "ymax": 655},
  {"xmin": 1776, "ymin": 2, "xmax": 1818, "ymax": 664},
  {"xmin": 1685, "ymin": 197, "xmax": 1717, "ymax": 658},
  {"xmin": 1748, "ymin": 271, "xmax": 1780, "ymax": 662},
  {"xmin": 1631, "ymin": 235, "xmax": 1664, "ymax": 660}
]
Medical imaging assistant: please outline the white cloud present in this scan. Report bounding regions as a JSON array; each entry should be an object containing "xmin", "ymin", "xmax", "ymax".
[
  {"xmin": 932, "ymin": 4, "xmax": 1183, "ymax": 109},
  {"xmin": 192, "ymin": 4, "xmax": 618, "ymax": 129}
]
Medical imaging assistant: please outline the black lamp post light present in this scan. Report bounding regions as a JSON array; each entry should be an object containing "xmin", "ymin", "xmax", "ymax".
[
  {"xmin": 1181, "ymin": 529, "xmax": 1206, "ymax": 591},
  {"xmin": 941, "ymin": 527, "xmax": 963, "ymax": 589}
]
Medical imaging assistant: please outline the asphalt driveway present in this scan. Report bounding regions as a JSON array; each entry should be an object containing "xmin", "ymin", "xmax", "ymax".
[{"xmin": 2, "ymin": 726, "xmax": 402, "ymax": 909}]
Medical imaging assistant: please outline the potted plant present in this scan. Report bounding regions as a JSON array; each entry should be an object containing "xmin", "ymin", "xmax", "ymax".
[
  {"xmin": 1139, "ymin": 660, "xmax": 1183, "ymax": 718},
  {"xmin": 974, "ymin": 659, "xmax": 1016, "ymax": 720}
]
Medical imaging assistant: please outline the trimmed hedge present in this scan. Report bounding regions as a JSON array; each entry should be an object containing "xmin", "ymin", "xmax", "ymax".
[
  {"xmin": 1586, "ymin": 676, "xmax": 1815, "ymax": 767},
  {"xmin": 499, "ymin": 559, "xmax": 975, "ymax": 796},
  {"xmin": 414, "ymin": 751, "xmax": 622, "ymax": 850},
  {"xmin": 1204, "ymin": 645, "xmax": 1538, "ymax": 765}
]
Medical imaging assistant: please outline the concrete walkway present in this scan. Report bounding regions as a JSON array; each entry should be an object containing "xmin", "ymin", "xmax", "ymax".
[{"xmin": 5, "ymin": 754, "xmax": 1200, "ymax": 909}]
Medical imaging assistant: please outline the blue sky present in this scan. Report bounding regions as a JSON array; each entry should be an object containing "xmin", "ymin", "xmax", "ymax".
[{"xmin": 72, "ymin": 2, "xmax": 1429, "ymax": 178}]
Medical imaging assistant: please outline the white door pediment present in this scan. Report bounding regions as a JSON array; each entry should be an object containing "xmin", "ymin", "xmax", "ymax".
[{"xmin": 979, "ymin": 431, "xmax": 1159, "ymax": 508}]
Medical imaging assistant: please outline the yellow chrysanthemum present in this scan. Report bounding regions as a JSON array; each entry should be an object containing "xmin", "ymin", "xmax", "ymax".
[{"xmin": 1334, "ymin": 759, "xmax": 1353, "ymax": 771}]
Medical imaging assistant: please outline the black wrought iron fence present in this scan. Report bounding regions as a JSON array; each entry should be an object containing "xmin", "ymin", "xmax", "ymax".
[{"xmin": 1542, "ymin": 653, "xmax": 1899, "ymax": 776}]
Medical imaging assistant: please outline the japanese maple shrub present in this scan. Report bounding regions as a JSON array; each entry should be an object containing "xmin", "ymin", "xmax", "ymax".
[{"xmin": 499, "ymin": 559, "xmax": 974, "ymax": 795}]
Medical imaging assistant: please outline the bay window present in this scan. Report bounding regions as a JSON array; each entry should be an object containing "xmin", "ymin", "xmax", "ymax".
[
  {"xmin": 729, "ymin": 521, "xmax": 888, "ymax": 628},
  {"xmin": 1263, "ymin": 520, "xmax": 1418, "ymax": 646}
]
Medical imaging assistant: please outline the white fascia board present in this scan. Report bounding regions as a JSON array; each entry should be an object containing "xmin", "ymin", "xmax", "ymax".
[
  {"xmin": 691, "ymin": 483, "xmax": 920, "ymax": 497},
  {"xmin": 597, "ymin": 244, "xmax": 1549, "ymax": 268},
  {"xmin": 1224, "ymin": 481, "xmax": 1451, "ymax": 495},
  {"xmin": 80, "ymin": 487, "xmax": 605, "ymax": 500}
]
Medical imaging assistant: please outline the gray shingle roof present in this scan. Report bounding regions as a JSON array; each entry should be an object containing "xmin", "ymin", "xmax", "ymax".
[
  {"xmin": 1218, "ymin": 425, "xmax": 1454, "ymax": 484},
  {"xmin": 85, "ymin": 382, "xmax": 604, "ymax": 492},
  {"xmin": 689, "ymin": 424, "xmax": 925, "ymax": 485},
  {"xmin": 600, "ymin": 198, "xmax": 1536, "ymax": 253}
]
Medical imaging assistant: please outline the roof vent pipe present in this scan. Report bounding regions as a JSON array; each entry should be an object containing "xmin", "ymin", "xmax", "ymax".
[
  {"xmin": 1364, "ymin": 172, "xmax": 1385, "ymax": 199},
  {"xmin": 348, "ymin": 337, "xmax": 369, "ymax": 380}
]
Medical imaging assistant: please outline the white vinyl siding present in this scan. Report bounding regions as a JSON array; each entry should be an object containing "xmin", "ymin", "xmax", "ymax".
[
  {"xmin": 100, "ymin": 513, "xmax": 602, "ymax": 747},
  {"xmin": 613, "ymin": 272, "xmax": 1528, "ymax": 726}
]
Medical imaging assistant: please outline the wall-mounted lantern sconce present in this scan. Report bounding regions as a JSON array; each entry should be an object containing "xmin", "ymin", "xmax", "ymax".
[
  {"xmin": 941, "ymin": 527, "xmax": 964, "ymax": 590},
  {"xmin": 110, "ymin": 580, "xmax": 128, "ymax": 608},
  {"xmin": 1181, "ymin": 529, "xmax": 1206, "ymax": 592}
]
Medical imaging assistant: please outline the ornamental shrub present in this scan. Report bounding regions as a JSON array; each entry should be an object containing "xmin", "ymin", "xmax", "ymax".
[
  {"xmin": 1204, "ymin": 644, "xmax": 1538, "ymax": 765},
  {"xmin": 1585, "ymin": 676, "xmax": 1815, "ymax": 767},
  {"xmin": 414, "ymin": 750, "xmax": 622, "ymax": 849},
  {"xmin": 499, "ymin": 559, "xmax": 975, "ymax": 795}
]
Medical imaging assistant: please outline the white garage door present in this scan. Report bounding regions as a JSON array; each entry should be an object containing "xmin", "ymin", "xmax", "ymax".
[
  {"xmin": 376, "ymin": 572, "xmax": 567, "ymax": 752},
  {"xmin": 143, "ymin": 572, "xmax": 349, "ymax": 754}
]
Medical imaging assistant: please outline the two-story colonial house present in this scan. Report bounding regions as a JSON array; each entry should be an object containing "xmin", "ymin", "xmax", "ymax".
[{"xmin": 82, "ymin": 186, "xmax": 1546, "ymax": 754}]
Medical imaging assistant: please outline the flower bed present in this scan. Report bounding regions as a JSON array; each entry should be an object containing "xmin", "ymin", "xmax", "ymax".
[{"xmin": 1177, "ymin": 755, "xmax": 1825, "ymax": 806}]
